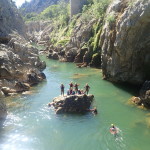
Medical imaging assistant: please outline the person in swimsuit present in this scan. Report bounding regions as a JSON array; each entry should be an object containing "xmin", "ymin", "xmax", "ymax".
[
  {"xmin": 110, "ymin": 124, "xmax": 118, "ymax": 135},
  {"xmin": 84, "ymin": 83, "xmax": 90, "ymax": 95},
  {"xmin": 60, "ymin": 83, "xmax": 65, "ymax": 96},
  {"xmin": 69, "ymin": 81, "xmax": 74, "ymax": 90},
  {"xmin": 74, "ymin": 83, "xmax": 79, "ymax": 94}
]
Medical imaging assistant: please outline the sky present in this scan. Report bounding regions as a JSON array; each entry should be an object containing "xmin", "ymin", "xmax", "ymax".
[{"xmin": 13, "ymin": 0, "xmax": 31, "ymax": 7}]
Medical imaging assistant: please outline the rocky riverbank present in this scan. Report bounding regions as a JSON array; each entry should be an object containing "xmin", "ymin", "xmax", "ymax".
[
  {"xmin": 48, "ymin": 94, "xmax": 94, "ymax": 114},
  {"xmin": 0, "ymin": 0, "xmax": 46, "ymax": 119},
  {"xmin": 131, "ymin": 81, "xmax": 150, "ymax": 108},
  {"xmin": 0, "ymin": 32, "xmax": 46, "ymax": 96}
]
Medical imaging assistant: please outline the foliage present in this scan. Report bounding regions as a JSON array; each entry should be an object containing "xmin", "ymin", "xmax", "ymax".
[
  {"xmin": 56, "ymin": 39, "xmax": 70, "ymax": 46},
  {"xmin": 128, "ymin": 0, "xmax": 137, "ymax": 7},
  {"xmin": 24, "ymin": 13, "xmax": 38, "ymax": 21},
  {"xmin": 81, "ymin": 0, "xmax": 111, "ymax": 21},
  {"xmin": 106, "ymin": 13, "xmax": 115, "ymax": 23},
  {"xmin": 93, "ymin": 28, "xmax": 101, "ymax": 52},
  {"xmin": 23, "ymin": 0, "xmax": 112, "ymax": 66},
  {"xmin": 23, "ymin": 0, "xmax": 70, "ymax": 27}
]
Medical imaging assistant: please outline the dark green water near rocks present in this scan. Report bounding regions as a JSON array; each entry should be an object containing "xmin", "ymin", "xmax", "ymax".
[{"xmin": 0, "ymin": 57, "xmax": 150, "ymax": 150}]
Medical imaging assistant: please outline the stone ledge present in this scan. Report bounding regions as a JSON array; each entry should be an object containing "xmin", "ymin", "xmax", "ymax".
[{"xmin": 48, "ymin": 94, "xmax": 94, "ymax": 114}]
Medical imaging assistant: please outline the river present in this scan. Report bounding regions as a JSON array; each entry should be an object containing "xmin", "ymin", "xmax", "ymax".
[{"xmin": 0, "ymin": 57, "xmax": 150, "ymax": 150}]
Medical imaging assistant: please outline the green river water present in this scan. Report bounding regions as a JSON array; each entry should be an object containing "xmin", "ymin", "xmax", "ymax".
[{"xmin": 0, "ymin": 57, "xmax": 150, "ymax": 150}]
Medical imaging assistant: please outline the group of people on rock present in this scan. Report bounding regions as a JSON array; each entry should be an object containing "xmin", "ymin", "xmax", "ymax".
[{"xmin": 60, "ymin": 81, "xmax": 90, "ymax": 96}]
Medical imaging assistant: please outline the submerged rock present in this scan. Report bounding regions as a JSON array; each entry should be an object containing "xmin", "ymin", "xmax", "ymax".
[
  {"xmin": 131, "ymin": 96, "xmax": 142, "ymax": 105},
  {"xmin": 49, "ymin": 94, "xmax": 94, "ymax": 114}
]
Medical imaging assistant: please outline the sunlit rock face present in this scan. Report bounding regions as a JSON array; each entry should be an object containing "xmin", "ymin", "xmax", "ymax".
[
  {"xmin": 0, "ymin": 0, "xmax": 25, "ymax": 43},
  {"xmin": 100, "ymin": 0, "xmax": 150, "ymax": 84},
  {"xmin": 0, "ymin": 0, "xmax": 46, "ymax": 118}
]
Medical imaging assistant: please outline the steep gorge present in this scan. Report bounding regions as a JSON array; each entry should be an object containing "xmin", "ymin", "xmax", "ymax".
[
  {"xmin": 25, "ymin": 0, "xmax": 150, "ymax": 84},
  {"xmin": 0, "ymin": 0, "xmax": 148, "ymax": 109},
  {"xmin": 24, "ymin": 0, "xmax": 150, "ymax": 106}
]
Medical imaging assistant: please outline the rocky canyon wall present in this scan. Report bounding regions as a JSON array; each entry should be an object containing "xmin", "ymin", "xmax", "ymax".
[
  {"xmin": 0, "ymin": 0, "xmax": 25, "ymax": 43},
  {"xmin": 0, "ymin": 0, "xmax": 46, "ymax": 119},
  {"xmin": 100, "ymin": 0, "xmax": 150, "ymax": 84}
]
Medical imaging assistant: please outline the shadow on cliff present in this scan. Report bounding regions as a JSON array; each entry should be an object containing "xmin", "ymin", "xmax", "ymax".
[{"xmin": 112, "ymin": 82, "xmax": 140, "ymax": 96}]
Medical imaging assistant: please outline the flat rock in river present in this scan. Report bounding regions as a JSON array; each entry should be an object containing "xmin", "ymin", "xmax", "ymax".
[{"xmin": 48, "ymin": 94, "xmax": 94, "ymax": 114}]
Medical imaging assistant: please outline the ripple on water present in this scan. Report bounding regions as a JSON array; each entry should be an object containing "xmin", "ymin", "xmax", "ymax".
[
  {"xmin": 1, "ymin": 134, "xmax": 38, "ymax": 150},
  {"xmin": 38, "ymin": 104, "xmax": 52, "ymax": 120},
  {"xmin": 3, "ymin": 113, "xmax": 22, "ymax": 127},
  {"xmin": 102, "ymin": 126, "xmax": 126, "ymax": 150}
]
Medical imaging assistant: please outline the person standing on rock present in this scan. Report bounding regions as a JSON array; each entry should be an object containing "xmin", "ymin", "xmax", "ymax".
[
  {"xmin": 69, "ymin": 81, "xmax": 74, "ymax": 90},
  {"xmin": 74, "ymin": 83, "xmax": 79, "ymax": 94},
  {"xmin": 60, "ymin": 83, "xmax": 65, "ymax": 96},
  {"xmin": 84, "ymin": 83, "xmax": 90, "ymax": 95}
]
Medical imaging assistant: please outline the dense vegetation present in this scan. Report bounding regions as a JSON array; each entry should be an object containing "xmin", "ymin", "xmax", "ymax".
[
  {"xmin": 24, "ymin": 0, "xmax": 70, "ymax": 26},
  {"xmin": 20, "ymin": 0, "xmax": 69, "ymax": 15},
  {"xmin": 24, "ymin": 0, "xmax": 111, "ymax": 66}
]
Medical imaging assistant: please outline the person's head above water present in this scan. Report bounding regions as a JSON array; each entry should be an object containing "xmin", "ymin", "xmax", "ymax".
[{"xmin": 111, "ymin": 124, "xmax": 115, "ymax": 128}]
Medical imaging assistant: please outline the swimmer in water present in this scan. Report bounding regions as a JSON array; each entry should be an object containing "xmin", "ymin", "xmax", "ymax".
[{"xmin": 110, "ymin": 124, "xmax": 118, "ymax": 137}]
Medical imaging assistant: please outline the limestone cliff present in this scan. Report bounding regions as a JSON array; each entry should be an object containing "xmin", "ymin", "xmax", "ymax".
[
  {"xmin": 0, "ymin": 0, "xmax": 25, "ymax": 43},
  {"xmin": 0, "ymin": 0, "xmax": 46, "ymax": 119},
  {"xmin": 100, "ymin": 0, "xmax": 150, "ymax": 85}
]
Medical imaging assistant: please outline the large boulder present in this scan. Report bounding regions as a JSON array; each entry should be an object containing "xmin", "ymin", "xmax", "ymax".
[
  {"xmin": 143, "ymin": 90, "xmax": 150, "ymax": 107},
  {"xmin": 49, "ymin": 94, "xmax": 94, "ymax": 114}
]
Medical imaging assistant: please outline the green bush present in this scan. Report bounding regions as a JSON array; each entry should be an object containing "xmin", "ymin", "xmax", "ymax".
[
  {"xmin": 23, "ymin": 0, "xmax": 70, "ymax": 25},
  {"xmin": 56, "ymin": 39, "xmax": 70, "ymax": 46},
  {"xmin": 81, "ymin": 0, "xmax": 111, "ymax": 20},
  {"xmin": 93, "ymin": 29, "xmax": 101, "ymax": 52},
  {"xmin": 128, "ymin": 0, "xmax": 136, "ymax": 7},
  {"xmin": 106, "ymin": 13, "xmax": 115, "ymax": 23}
]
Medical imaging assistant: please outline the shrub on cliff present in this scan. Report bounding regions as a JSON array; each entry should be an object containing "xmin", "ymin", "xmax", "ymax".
[{"xmin": 82, "ymin": 0, "xmax": 111, "ymax": 20}]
